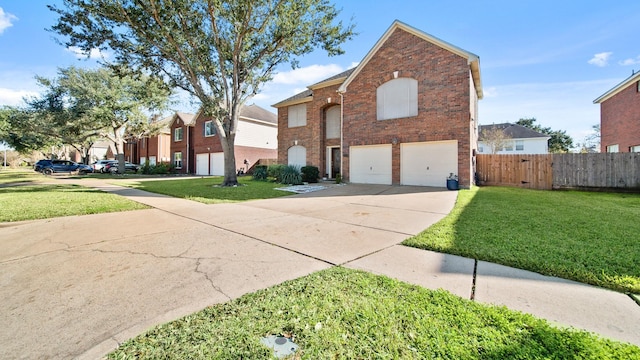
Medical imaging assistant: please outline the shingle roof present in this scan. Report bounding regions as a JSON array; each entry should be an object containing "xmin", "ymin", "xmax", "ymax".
[
  {"xmin": 478, "ymin": 123, "xmax": 550, "ymax": 140},
  {"xmin": 272, "ymin": 89, "xmax": 313, "ymax": 107},
  {"xmin": 308, "ymin": 68, "xmax": 356, "ymax": 88},
  {"xmin": 240, "ymin": 104, "xmax": 277, "ymax": 124}
]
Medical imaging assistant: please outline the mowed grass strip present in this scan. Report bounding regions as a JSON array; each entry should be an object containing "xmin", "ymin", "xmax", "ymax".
[
  {"xmin": 109, "ymin": 267, "xmax": 639, "ymax": 359},
  {"xmin": 120, "ymin": 177, "xmax": 292, "ymax": 204},
  {"xmin": 0, "ymin": 168, "xmax": 46, "ymax": 185},
  {"xmin": 404, "ymin": 187, "xmax": 640, "ymax": 294},
  {"xmin": 0, "ymin": 184, "xmax": 148, "ymax": 222}
]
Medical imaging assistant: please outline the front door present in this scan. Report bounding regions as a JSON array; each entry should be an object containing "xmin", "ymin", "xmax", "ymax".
[{"xmin": 331, "ymin": 147, "xmax": 340, "ymax": 178}]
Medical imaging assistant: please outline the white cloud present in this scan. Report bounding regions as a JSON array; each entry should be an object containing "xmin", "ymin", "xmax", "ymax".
[
  {"xmin": 0, "ymin": 88, "xmax": 37, "ymax": 106},
  {"xmin": 482, "ymin": 86, "xmax": 498, "ymax": 98},
  {"xmin": 588, "ymin": 52, "xmax": 612, "ymax": 67},
  {"xmin": 271, "ymin": 64, "xmax": 344, "ymax": 85},
  {"xmin": 619, "ymin": 55, "xmax": 640, "ymax": 66},
  {"xmin": 0, "ymin": 7, "xmax": 17, "ymax": 34},
  {"xmin": 66, "ymin": 46, "xmax": 109, "ymax": 60}
]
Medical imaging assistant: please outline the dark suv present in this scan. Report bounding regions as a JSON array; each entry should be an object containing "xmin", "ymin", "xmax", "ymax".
[
  {"xmin": 103, "ymin": 161, "xmax": 140, "ymax": 174},
  {"xmin": 34, "ymin": 159, "xmax": 93, "ymax": 175}
]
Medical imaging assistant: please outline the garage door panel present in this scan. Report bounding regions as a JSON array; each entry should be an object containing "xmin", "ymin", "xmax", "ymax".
[
  {"xmin": 210, "ymin": 153, "xmax": 224, "ymax": 176},
  {"xmin": 350, "ymin": 145, "xmax": 392, "ymax": 185},
  {"xmin": 196, "ymin": 153, "xmax": 209, "ymax": 175},
  {"xmin": 401, "ymin": 141, "xmax": 457, "ymax": 187}
]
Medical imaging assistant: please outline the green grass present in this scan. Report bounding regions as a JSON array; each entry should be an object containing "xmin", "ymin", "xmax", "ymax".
[
  {"xmin": 108, "ymin": 267, "xmax": 639, "ymax": 359},
  {"xmin": 119, "ymin": 177, "xmax": 292, "ymax": 204},
  {"xmin": 0, "ymin": 167, "xmax": 46, "ymax": 185},
  {"xmin": 403, "ymin": 187, "xmax": 640, "ymax": 294},
  {"xmin": 0, "ymin": 184, "xmax": 149, "ymax": 222}
]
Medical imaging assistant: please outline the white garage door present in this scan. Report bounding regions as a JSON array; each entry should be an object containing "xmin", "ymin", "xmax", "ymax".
[
  {"xmin": 196, "ymin": 153, "xmax": 209, "ymax": 175},
  {"xmin": 401, "ymin": 140, "xmax": 458, "ymax": 187},
  {"xmin": 349, "ymin": 144, "xmax": 392, "ymax": 185},
  {"xmin": 210, "ymin": 153, "xmax": 224, "ymax": 176}
]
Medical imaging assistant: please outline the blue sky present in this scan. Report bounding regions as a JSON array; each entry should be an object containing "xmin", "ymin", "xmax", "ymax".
[{"xmin": 1, "ymin": 0, "xmax": 640, "ymax": 150}]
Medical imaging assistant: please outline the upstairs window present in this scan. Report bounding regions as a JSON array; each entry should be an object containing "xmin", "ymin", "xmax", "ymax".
[
  {"xmin": 325, "ymin": 106, "xmax": 340, "ymax": 139},
  {"xmin": 174, "ymin": 127, "xmax": 183, "ymax": 141},
  {"xmin": 377, "ymin": 78, "xmax": 418, "ymax": 120},
  {"xmin": 204, "ymin": 121, "xmax": 216, "ymax": 137},
  {"xmin": 515, "ymin": 140, "xmax": 524, "ymax": 151},
  {"xmin": 288, "ymin": 103, "xmax": 307, "ymax": 128}
]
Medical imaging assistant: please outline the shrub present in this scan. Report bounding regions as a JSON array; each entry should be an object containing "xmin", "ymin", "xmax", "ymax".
[
  {"xmin": 140, "ymin": 160, "xmax": 152, "ymax": 175},
  {"xmin": 152, "ymin": 162, "xmax": 173, "ymax": 174},
  {"xmin": 252, "ymin": 165, "xmax": 268, "ymax": 181},
  {"xmin": 335, "ymin": 174, "xmax": 342, "ymax": 184},
  {"xmin": 301, "ymin": 166, "xmax": 319, "ymax": 183},
  {"xmin": 267, "ymin": 164, "xmax": 286, "ymax": 182},
  {"xmin": 280, "ymin": 165, "xmax": 302, "ymax": 185}
]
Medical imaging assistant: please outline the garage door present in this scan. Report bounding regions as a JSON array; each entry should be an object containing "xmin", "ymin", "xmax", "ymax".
[
  {"xmin": 210, "ymin": 152, "xmax": 224, "ymax": 176},
  {"xmin": 401, "ymin": 140, "xmax": 458, "ymax": 187},
  {"xmin": 349, "ymin": 144, "xmax": 392, "ymax": 184},
  {"xmin": 196, "ymin": 153, "xmax": 209, "ymax": 175}
]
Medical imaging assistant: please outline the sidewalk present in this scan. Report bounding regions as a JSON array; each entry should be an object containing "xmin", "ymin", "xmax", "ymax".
[{"xmin": 1, "ymin": 178, "xmax": 638, "ymax": 359}]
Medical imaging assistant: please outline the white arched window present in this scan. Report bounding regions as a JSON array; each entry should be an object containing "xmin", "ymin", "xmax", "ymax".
[
  {"xmin": 325, "ymin": 106, "xmax": 340, "ymax": 139},
  {"xmin": 376, "ymin": 78, "xmax": 418, "ymax": 120},
  {"xmin": 288, "ymin": 145, "xmax": 306, "ymax": 168}
]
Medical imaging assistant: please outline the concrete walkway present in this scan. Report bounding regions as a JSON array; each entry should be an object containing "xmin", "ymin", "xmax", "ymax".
[{"xmin": 1, "ymin": 179, "xmax": 638, "ymax": 359}]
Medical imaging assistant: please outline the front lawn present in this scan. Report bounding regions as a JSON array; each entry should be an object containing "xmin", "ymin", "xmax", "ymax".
[
  {"xmin": 0, "ymin": 168, "xmax": 46, "ymax": 185},
  {"xmin": 109, "ymin": 267, "xmax": 639, "ymax": 359},
  {"xmin": 0, "ymin": 184, "xmax": 148, "ymax": 222},
  {"xmin": 403, "ymin": 187, "xmax": 640, "ymax": 294},
  {"xmin": 119, "ymin": 177, "xmax": 292, "ymax": 204}
]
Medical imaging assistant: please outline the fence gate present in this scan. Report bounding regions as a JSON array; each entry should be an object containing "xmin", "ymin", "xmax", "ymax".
[{"xmin": 476, "ymin": 154, "xmax": 553, "ymax": 190}]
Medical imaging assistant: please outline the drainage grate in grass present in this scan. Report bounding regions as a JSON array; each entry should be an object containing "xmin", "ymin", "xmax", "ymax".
[{"xmin": 260, "ymin": 335, "xmax": 299, "ymax": 358}]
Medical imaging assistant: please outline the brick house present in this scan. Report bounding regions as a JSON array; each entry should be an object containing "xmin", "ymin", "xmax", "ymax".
[
  {"xmin": 169, "ymin": 104, "xmax": 277, "ymax": 175},
  {"xmin": 273, "ymin": 20, "xmax": 482, "ymax": 187},
  {"xmin": 123, "ymin": 114, "xmax": 175, "ymax": 166},
  {"xmin": 594, "ymin": 71, "xmax": 640, "ymax": 153}
]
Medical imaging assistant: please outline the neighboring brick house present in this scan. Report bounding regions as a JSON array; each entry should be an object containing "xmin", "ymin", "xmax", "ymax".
[
  {"xmin": 136, "ymin": 114, "xmax": 173, "ymax": 166},
  {"xmin": 273, "ymin": 20, "xmax": 482, "ymax": 187},
  {"xmin": 478, "ymin": 123, "xmax": 550, "ymax": 154},
  {"xmin": 170, "ymin": 104, "xmax": 278, "ymax": 175},
  {"xmin": 594, "ymin": 71, "xmax": 640, "ymax": 153}
]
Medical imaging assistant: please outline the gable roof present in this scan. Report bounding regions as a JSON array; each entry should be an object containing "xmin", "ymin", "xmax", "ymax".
[
  {"xmin": 338, "ymin": 20, "xmax": 483, "ymax": 99},
  {"xmin": 593, "ymin": 70, "xmax": 640, "ymax": 104},
  {"xmin": 239, "ymin": 104, "xmax": 277, "ymax": 125},
  {"xmin": 478, "ymin": 123, "xmax": 550, "ymax": 140}
]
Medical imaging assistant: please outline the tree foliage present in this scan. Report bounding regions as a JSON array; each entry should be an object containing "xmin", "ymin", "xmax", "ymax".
[
  {"xmin": 49, "ymin": 0, "xmax": 355, "ymax": 185},
  {"xmin": 480, "ymin": 125, "xmax": 512, "ymax": 154},
  {"xmin": 516, "ymin": 117, "xmax": 573, "ymax": 153},
  {"xmin": 1, "ymin": 67, "xmax": 170, "ymax": 167}
]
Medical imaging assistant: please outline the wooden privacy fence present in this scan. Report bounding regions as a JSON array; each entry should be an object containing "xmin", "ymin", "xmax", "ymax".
[{"xmin": 476, "ymin": 153, "xmax": 640, "ymax": 191}]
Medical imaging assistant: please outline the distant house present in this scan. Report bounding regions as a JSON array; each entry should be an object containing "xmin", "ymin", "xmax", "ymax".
[
  {"xmin": 478, "ymin": 123, "xmax": 550, "ymax": 154},
  {"xmin": 273, "ymin": 20, "xmax": 483, "ymax": 188},
  {"xmin": 593, "ymin": 71, "xmax": 640, "ymax": 153},
  {"xmin": 169, "ymin": 104, "xmax": 278, "ymax": 175}
]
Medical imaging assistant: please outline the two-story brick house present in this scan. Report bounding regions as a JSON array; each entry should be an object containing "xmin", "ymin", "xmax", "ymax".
[
  {"xmin": 169, "ymin": 104, "xmax": 278, "ymax": 175},
  {"xmin": 273, "ymin": 20, "xmax": 482, "ymax": 187},
  {"xmin": 594, "ymin": 71, "xmax": 640, "ymax": 153}
]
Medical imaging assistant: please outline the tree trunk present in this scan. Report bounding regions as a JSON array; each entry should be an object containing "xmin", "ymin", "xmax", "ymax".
[
  {"xmin": 220, "ymin": 134, "xmax": 238, "ymax": 186},
  {"xmin": 115, "ymin": 137, "xmax": 125, "ymax": 174}
]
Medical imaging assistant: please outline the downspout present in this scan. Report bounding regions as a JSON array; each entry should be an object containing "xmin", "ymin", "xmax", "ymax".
[
  {"xmin": 186, "ymin": 126, "xmax": 190, "ymax": 174},
  {"xmin": 338, "ymin": 90, "xmax": 344, "ymax": 179}
]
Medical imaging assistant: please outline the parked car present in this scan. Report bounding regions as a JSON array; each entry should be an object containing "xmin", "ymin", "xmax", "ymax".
[
  {"xmin": 34, "ymin": 159, "xmax": 94, "ymax": 175},
  {"xmin": 91, "ymin": 159, "xmax": 118, "ymax": 173},
  {"xmin": 103, "ymin": 161, "xmax": 140, "ymax": 174}
]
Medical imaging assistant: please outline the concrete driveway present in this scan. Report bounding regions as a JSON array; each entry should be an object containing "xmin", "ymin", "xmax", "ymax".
[{"xmin": 0, "ymin": 183, "xmax": 456, "ymax": 359}]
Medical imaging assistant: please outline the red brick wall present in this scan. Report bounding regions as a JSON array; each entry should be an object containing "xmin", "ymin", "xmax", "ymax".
[
  {"xmin": 342, "ymin": 28, "xmax": 473, "ymax": 186},
  {"xmin": 277, "ymin": 83, "xmax": 343, "ymax": 175},
  {"xmin": 600, "ymin": 80, "xmax": 640, "ymax": 152}
]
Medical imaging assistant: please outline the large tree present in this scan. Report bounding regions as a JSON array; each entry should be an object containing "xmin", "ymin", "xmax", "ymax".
[
  {"xmin": 516, "ymin": 117, "xmax": 573, "ymax": 153},
  {"xmin": 0, "ymin": 106, "xmax": 59, "ymax": 154},
  {"xmin": 50, "ymin": 0, "xmax": 355, "ymax": 185}
]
